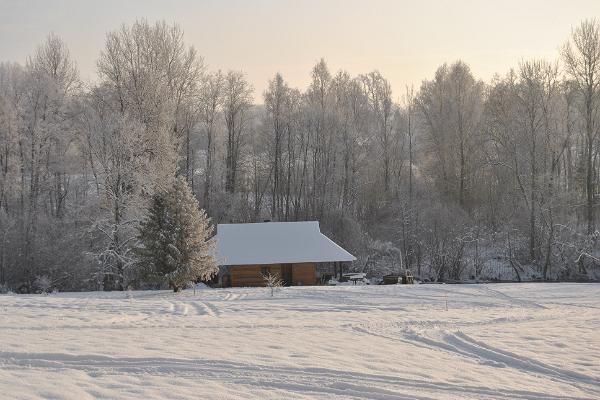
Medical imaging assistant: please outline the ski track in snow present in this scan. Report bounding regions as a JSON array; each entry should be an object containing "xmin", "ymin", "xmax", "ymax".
[
  {"xmin": 0, "ymin": 283, "xmax": 598, "ymax": 399},
  {"xmin": 0, "ymin": 351, "xmax": 590, "ymax": 400},
  {"xmin": 398, "ymin": 330, "xmax": 600, "ymax": 396}
]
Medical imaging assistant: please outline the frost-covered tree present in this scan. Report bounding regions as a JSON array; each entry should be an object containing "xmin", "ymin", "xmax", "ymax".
[
  {"xmin": 223, "ymin": 71, "xmax": 253, "ymax": 195},
  {"xmin": 0, "ymin": 33, "xmax": 82, "ymax": 291},
  {"xmin": 86, "ymin": 105, "xmax": 148, "ymax": 291},
  {"xmin": 2, "ymin": 18, "xmax": 600, "ymax": 290},
  {"xmin": 137, "ymin": 177, "xmax": 217, "ymax": 291},
  {"xmin": 417, "ymin": 61, "xmax": 484, "ymax": 209},
  {"xmin": 198, "ymin": 71, "xmax": 225, "ymax": 212},
  {"xmin": 262, "ymin": 272, "xmax": 283, "ymax": 297},
  {"xmin": 562, "ymin": 19, "xmax": 600, "ymax": 235},
  {"xmin": 360, "ymin": 71, "xmax": 395, "ymax": 194},
  {"xmin": 97, "ymin": 19, "xmax": 204, "ymax": 191}
]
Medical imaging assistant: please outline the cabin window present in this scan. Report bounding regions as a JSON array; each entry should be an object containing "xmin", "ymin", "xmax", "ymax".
[{"xmin": 261, "ymin": 266, "xmax": 270, "ymax": 275}]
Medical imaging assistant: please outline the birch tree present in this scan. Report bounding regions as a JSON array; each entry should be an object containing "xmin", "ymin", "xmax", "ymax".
[{"xmin": 198, "ymin": 71, "xmax": 224, "ymax": 212}]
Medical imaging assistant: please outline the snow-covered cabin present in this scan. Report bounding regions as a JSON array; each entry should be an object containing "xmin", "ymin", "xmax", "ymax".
[{"xmin": 215, "ymin": 221, "xmax": 356, "ymax": 287}]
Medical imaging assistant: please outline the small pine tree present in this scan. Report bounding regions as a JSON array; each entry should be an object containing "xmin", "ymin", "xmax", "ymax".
[{"xmin": 137, "ymin": 178, "xmax": 218, "ymax": 291}]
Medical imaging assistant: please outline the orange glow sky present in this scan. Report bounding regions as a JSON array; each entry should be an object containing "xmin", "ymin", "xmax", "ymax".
[{"xmin": 1, "ymin": 0, "xmax": 599, "ymax": 101}]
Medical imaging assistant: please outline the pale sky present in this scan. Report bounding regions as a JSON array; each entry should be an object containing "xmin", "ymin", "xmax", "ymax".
[{"xmin": 1, "ymin": 0, "xmax": 599, "ymax": 101}]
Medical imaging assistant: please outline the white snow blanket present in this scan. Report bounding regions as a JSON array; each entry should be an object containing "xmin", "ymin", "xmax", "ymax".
[{"xmin": 0, "ymin": 283, "xmax": 599, "ymax": 399}]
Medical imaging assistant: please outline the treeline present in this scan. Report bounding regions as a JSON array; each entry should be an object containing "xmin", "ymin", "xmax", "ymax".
[{"xmin": 1, "ymin": 19, "xmax": 599, "ymax": 292}]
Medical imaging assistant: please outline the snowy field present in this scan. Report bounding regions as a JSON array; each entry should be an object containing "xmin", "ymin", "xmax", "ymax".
[{"xmin": 1, "ymin": 283, "xmax": 599, "ymax": 400}]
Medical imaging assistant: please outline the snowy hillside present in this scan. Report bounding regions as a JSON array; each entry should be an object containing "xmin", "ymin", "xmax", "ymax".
[{"xmin": 1, "ymin": 283, "xmax": 599, "ymax": 399}]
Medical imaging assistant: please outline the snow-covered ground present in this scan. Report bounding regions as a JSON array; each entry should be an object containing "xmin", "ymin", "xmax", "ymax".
[{"xmin": 1, "ymin": 283, "xmax": 599, "ymax": 399}]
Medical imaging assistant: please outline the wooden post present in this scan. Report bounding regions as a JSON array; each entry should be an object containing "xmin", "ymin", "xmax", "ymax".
[{"xmin": 333, "ymin": 262, "xmax": 337, "ymax": 281}]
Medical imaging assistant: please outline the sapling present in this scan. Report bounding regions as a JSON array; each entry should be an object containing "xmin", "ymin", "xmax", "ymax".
[{"xmin": 263, "ymin": 273, "xmax": 283, "ymax": 297}]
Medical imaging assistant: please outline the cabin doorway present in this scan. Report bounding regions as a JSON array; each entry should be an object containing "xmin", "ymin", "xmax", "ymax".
[{"xmin": 281, "ymin": 264, "xmax": 293, "ymax": 286}]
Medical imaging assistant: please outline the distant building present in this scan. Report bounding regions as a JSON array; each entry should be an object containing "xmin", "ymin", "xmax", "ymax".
[{"xmin": 215, "ymin": 221, "xmax": 356, "ymax": 287}]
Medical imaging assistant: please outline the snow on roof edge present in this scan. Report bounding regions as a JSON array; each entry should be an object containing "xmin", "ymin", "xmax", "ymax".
[
  {"xmin": 318, "ymin": 232, "xmax": 357, "ymax": 261},
  {"xmin": 215, "ymin": 221, "xmax": 355, "ymax": 266}
]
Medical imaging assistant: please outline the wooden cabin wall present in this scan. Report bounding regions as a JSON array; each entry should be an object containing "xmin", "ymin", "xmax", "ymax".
[
  {"xmin": 291, "ymin": 263, "xmax": 316, "ymax": 285},
  {"xmin": 228, "ymin": 263, "xmax": 316, "ymax": 287},
  {"xmin": 229, "ymin": 264, "xmax": 281, "ymax": 287}
]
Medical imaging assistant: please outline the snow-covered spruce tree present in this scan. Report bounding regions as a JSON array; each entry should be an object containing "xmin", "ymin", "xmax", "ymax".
[
  {"xmin": 135, "ymin": 192, "xmax": 170, "ymax": 286},
  {"xmin": 137, "ymin": 178, "xmax": 218, "ymax": 291}
]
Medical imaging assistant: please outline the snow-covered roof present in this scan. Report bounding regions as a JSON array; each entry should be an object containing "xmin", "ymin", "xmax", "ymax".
[{"xmin": 215, "ymin": 221, "xmax": 356, "ymax": 266}]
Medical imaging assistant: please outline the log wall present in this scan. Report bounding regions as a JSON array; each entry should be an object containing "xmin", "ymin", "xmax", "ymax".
[{"xmin": 228, "ymin": 263, "xmax": 316, "ymax": 287}]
